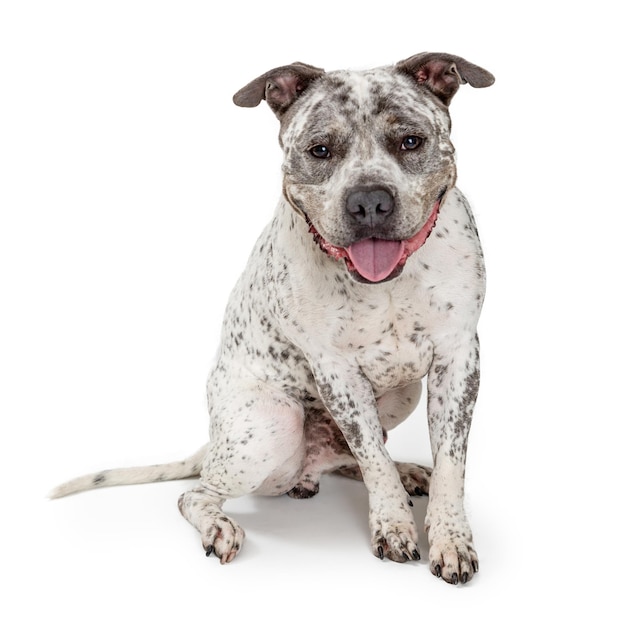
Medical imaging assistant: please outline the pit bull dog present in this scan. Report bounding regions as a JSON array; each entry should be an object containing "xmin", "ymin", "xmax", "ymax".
[{"xmin": 51, "ymin": 52, "xmax": 494, "ymax": 585}]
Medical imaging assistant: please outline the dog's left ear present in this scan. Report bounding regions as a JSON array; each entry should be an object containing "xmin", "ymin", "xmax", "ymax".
[
  {"xmin": 397, "ymin": 53, "xmax": 494, "ymax": 106},
  {"xmin": 233, "ymin": 62, "xmax": 325, "ymax": 117}
]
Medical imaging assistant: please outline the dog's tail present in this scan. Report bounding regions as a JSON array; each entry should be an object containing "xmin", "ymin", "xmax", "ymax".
[{"xmin": 48, "ymin": 444, "xmax": 208, "ymax": 499}]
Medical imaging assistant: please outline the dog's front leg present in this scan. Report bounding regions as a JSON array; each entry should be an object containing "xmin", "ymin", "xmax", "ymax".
[
  {"xmin": 313, "ymin": 361, "xmax": 420, "ymax": 563},
  {"xmin": 425, "ymin": 332, "xmax": 481, "ymax": 584}
]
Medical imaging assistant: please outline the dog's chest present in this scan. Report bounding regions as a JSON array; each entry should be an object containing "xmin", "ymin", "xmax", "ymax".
[{"xmin": 327, "ymin": 294, "xmax": 434, "ymax": 394}]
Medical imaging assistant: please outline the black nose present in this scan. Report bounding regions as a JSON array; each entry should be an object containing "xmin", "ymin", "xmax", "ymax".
[{"xmin": 345, "ymin": 187, "xmax": 395, "ymax": 227}]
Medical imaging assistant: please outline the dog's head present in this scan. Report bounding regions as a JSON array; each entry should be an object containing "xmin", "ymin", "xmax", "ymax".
[{"xmin": 233, "ymin": 53, "xmax": 494, "ymax": 283}]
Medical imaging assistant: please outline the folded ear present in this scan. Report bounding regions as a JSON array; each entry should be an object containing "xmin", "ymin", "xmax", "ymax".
[
  {"xmin": 233, "ymin": 62, "xmax": 325, "ymax": 117},
  {"xmin": 397, "ymin": 52, "xmax": 494, "ymax": 106}
]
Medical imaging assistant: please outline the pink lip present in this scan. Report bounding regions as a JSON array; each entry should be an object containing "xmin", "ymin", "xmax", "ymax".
[{"xmin": 307, "ymin": 197, "xmax": 442, "ymax": 282}]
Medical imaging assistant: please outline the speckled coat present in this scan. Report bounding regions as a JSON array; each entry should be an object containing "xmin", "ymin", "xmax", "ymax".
[{"xmin": 50, "ymin": 53, "xmax": 494, "ymax": 586}]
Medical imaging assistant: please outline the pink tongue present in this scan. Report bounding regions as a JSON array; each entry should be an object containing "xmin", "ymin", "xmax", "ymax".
[{"xmin": 347, "ymin": 238, "xmax": 404, "ymax": 282}]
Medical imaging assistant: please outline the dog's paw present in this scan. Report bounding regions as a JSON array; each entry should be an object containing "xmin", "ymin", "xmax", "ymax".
[
  {"xmin": 370, "ymin": 510, "xmax": 420, "ymax": 563},
  {"xmin": 427, "ymin": 525, "xmax": 478, "ymax": 584},
  {"xmin": 287, "ymin": 481, "xmax": 320, "ymax": 499},
  {"xmin": 201, "ymin": 513, "xmax": 245, "ymax": 564},
  {"xmin": 395, "ymin": 462, "xmax": 431, "ymax": 497}
]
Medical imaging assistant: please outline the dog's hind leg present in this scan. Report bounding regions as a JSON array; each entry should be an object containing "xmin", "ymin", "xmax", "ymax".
[
  {"xmin": 178, "ymin": 383, "xmax": 306, "ymax": 562},
  {"xmin": 286, "ymin": 407, "xmax": 356, "ymax": 499}
]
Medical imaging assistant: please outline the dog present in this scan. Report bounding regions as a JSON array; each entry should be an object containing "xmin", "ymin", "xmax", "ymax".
[{"xmin": 51, "ymin": 52, "xmax": 494, "ymax": 585}]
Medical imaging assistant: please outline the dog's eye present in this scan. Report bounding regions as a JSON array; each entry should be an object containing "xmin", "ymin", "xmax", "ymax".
[
  {"xmin": 310, "ymin": 145, "xmax": 331, "ymax": 159},
  {"xmin": 400, "ymin": 136, "xmax": 422, "ymax": 151}
]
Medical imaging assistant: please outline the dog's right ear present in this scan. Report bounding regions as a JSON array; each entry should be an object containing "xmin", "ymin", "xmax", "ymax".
[
  {"xmin": 397, "ymin": 53, "xmax": 494, "ymax": 106},
  {"xmin": 233, "ymin": 63, "xmax": 325, "ymax": 117}
]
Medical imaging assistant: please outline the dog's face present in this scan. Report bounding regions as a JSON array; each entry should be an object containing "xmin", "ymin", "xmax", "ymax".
[
  {"xmin": 280, "ymin": 68, "xmax": 455, "ymax": 283},
  {"xmin": 234, "ymin": 54, "xmax": 494, "ymax": 283}
]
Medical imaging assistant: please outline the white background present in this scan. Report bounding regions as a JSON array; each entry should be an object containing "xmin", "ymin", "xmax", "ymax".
[{"xmin": 1, "ymin": 1, "xmax": 624, "ymax": 623}]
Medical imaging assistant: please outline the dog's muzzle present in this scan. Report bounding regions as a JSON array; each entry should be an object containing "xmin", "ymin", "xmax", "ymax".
[{"xmin": 306, "ymin": 188, "xmax": 445, "ymax": 283}]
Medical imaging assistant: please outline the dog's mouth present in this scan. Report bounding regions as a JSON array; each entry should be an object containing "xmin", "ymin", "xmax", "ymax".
[{"xmin": 306, "ymin": 193, "xmax": 443, "ymax": 283}]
